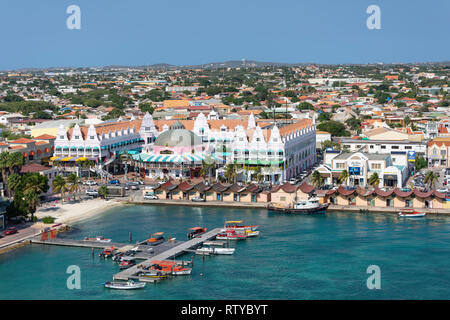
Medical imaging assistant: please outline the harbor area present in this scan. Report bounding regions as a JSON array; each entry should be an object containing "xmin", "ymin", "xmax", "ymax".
[{"xmin": 29, "ymin": 225, "xmax": 249, "ymax": 285}]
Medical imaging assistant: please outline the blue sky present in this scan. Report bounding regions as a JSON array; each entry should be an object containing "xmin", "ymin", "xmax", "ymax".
[{"xmin": 0, "ymin": 0, "xmax": 448, "ymax": 69}]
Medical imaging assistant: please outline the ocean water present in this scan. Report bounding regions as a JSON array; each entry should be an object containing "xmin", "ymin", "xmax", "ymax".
[{"xmin": 0, "ymin": 205, "xmax": 449, "ymax": 300}]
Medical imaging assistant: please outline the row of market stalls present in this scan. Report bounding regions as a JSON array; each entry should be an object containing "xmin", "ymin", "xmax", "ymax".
[
  {"xmin": 142, "ymin": 180, "xmax": 448, "ymax": 209},
  {"xmin": 323, "ymin": 185, "xmax": 447, "ymax": 209}
]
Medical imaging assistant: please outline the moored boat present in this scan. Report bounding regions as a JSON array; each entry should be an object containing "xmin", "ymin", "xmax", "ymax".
[
  {"xmin": 216, "ymin": 229, "xmax": 247, "ymax": 240},
  {"xmin": 224, "ymin": 220, "xmax": 259, "ymax": 232},
  {"xmin": 268, "ymin": 197, "xmax": 329, "ymax": 214},
  {"xmin": 83, "ymin": 236, "xmax": 111, "ymax": 243},
  {"xmin": 187, "ymin": 226, "xmax": 207, "ymax": 239},
  {"xmin": 119, "ymin": 257, "xmax": 136, "ymax": 269},
  {"xmin": 146, "ymin": 232, "xmax": 165, "ymax": 246},
  {"xmin": 104, "ymin": 280, "xmax": 146, "ymax": 290},
  {"xmin": 213, "ymin": 247, "xmax": 235, "ymax": 255},
  {"xmin": 196, "ymin": 246, "xmax": 235, "ymax": 255},
  {"xmin": 99, "ymin": 247, "xmax": 115, "ymax": 258},
  {"xmin": 398, "ymin": 210, "xmax": 426, "ymax": 218},
  {"xmin": 148, "ymin": 260, "xmax": 192, "ymax": 276}
]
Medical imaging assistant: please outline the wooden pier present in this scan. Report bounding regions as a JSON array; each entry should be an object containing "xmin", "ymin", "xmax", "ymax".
[{"xmin": 113, "ymin": 228, "xmax": 223, "ymax": 281}]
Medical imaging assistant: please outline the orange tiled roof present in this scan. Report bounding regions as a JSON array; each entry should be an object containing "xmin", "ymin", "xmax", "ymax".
[
  {"xmin": 278, "ymin": 119, "xmax": 313, "ymax": 137},
  {"xmin": 34, "ymin": 134, "xmax": 56, "ymax": 140},
  {"xmin": 9, "ymin": 138, "xmax": 35, "ymax": 144}
]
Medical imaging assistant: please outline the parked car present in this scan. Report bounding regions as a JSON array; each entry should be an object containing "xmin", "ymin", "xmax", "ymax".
[
  {"xmin": 130, "ymin": 185, "xmax": 139, "ymax": 190},
  {"xmin": 109, "ymin": 179, "xmax": 120, "ymax": 185},
  {"xmin": 4, "ymin": 227, "xmax": 18, "ymax": 235},
  {"xmin": 288, "ymin": 178, "xmax": 298, "ymax": 185},
  {"xmin": 85, "ymin": 180, "xmax": 97, "ymax": 186},
  {"xmin": 143, "ymin": 194, "xmax": 158, "ymax": 200},
  {"xmin": 86, "ymin": 189, "xmax": 99, "ymax": 196},
  {"xmin": 191, "ymin": 197, "xmax": 206, "ymax": 202},
  {"xmin": 437, "ymin": 188, "xmax": 448, "ymax": 193}
]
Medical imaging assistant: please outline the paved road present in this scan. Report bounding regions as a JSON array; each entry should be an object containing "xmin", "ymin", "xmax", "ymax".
[{"xmin": 0, "ymin": 223, "xmax": 42, "ymax": 249}]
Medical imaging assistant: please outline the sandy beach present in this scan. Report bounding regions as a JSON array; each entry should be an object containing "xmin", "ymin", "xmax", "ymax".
[{"xmin": 35, "ymin": 198, "xmax": 124, "ymax": 225}]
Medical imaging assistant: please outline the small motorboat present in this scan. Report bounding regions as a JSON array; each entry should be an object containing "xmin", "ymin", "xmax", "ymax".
[
  {"xmin": 398, "ymin": 210, "xmax": 426, "ymax": 218},
  {"xmin": 112, "ymin": 252, "xmax": 124, "ymax": 262},
  {"xmin": 149, "ymin": 260, "xmax": 192, "ymax": 276},
  {"xmin": 146, "ymin": 232, "xmax": 165, "ymax": 246},
  {"xmin": 119, "ymin": 257, "xmax": 136, "ymax": 269},
  {"xmin": 196, "ymin": 247, "xmax": 214, "ymax": 255},
  {"xmin": 213, "ymin": 247, "xmax": 235, "ymax": 255},
  {"xmin": 187, "ymin": 227, "xmax": 207, "ymax": 239},
  {"xmin": 216, "ymin": 229, "xmax": 248, "ymax": 240},
  {"xmin": 139, "ymin": 272, "xmax": 168, "ymax": 280},
  {"xmin": 99, "ymin": 247, "xmax": 115, "ymax": 258},
  {"xmin": 104, "ymin": 280, "xmax": 146, "ymax": 290},
  {"xmin": 245, "ymin": 230, "xmax": 260, "ymax": 237},
  {"xmin": 84, "ymin": 236, "xmax": 111, "ymax": 243},
  {"xmin": 196, "ymin": 246, "xmax": 235, "ymax": 255},
  {"xmin": 171, "ymin": 265, "xmax": 192, "ymax": 275}
]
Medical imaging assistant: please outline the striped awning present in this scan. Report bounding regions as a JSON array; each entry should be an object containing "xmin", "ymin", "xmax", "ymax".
[
  {"xmin": 136, "ymin": 153, "xmax": 223, "ymax": 164},
  {"xmin": 61, "ymin": 157, "xmax": 73, "ymax": 162},
  {"xmin": 76, "ymin": 157, "xmax": 88, "ymax": 162},
  {"xmin": 50, "ymin": 156, "xmax": 60, "ymax": 161}
]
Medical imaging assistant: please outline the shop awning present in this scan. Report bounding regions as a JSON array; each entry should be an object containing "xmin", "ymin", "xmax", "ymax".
[{"xmin": 61, "ymin": 157, "xmax": 73, "ymax": 161}]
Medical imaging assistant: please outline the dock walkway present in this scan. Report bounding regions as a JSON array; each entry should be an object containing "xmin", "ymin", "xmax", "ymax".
[
  {"xmin": 30, "ymin": 238, "xmax": 128, "ymax": 249},
  {"xmin": 113, "ymin": 227, "xmax": 223, "ymax": 281}
]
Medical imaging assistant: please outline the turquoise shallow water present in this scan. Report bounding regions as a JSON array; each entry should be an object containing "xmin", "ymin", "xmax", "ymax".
[{"xmin": 0, "ymin": 205, "xmax": 449, "ymax": 300}]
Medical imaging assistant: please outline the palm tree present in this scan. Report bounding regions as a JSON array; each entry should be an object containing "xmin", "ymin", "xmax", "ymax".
[
  {"xmin": 200, "ymin": 156, "xmax": 215, "ymax": 184},
  {"xmin": 224, "ymin": 163, "xmax": 237, "ymax": 183},
  {"xmin": 311, "ymin": 170, "xmax": 324, "ymax": 188},
  {"xmin": 7, "ymin": 173, "xmax": 22, "ymax": 198},
  {"xmin": 253, "ymin": 166, "xmax": 264, "ymax": 184},
  {"xmin": 98, "ymin": 186, "xmax": 108, "ymax": 199},
  {"xmin": 24, "ymin": 190, "xmax": 40, "ymax": 221},
  {"xmin": 0, "ymin": 152, "xmax": 9, "ymax": 197},
  {"xmin": 368, "ymin": 172, "xmax": 380, "ymax": 187},
  {"xmin": 66, "ymin": 173, "xmax": 81, "ymax": 201},
  {"xmin": 338, "ymin": 170, "xmax": 349, "ymax": 185},
  {"xmin": 52, "ymin": 175, "xmax": 69, "ymax": 202},
  {"xmin": 0, "ymin": 151, "xmax": 25, "ymax": 198},
  {"xmin": 424, "ymin": 171, "xmax": 438, "ymax": 190},
  {"xmin": 7, "ymin": 151, "xmax": 25, "ymax": 174}
]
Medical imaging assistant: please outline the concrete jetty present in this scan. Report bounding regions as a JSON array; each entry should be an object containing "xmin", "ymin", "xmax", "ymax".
[{"xmin": 113, "ymin": 228, "xmax": 223, "ymax": 281}]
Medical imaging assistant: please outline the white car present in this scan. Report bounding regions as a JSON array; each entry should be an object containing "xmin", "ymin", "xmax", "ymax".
[
  {"xmin": 437, "ymin": 188, "xmax": 448, "ymax": 193},
  {"xmin": 144, "ymin": 194, "xmax": 158, "ymax": 200},
  {"xmin": 191, "ymin": 197, "xmax": 206, "ymax": 202},
  {"xmin": 86, "ymin": 189, "xmax": 98, "ymax": 196},
  {"xmin": 85, "ymin": 180, "xmax": 97, "ymax": 186}
]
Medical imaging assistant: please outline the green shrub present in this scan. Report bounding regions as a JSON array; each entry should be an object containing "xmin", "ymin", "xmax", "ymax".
[{"xmin": 42, "ymin": 216, "xmax": 55, "ymax": 224}]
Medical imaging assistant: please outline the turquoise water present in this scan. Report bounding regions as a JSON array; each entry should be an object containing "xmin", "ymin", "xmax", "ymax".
[{"xmin": 0, "ymin": 205, "xmax": 449, "ymax": 300}]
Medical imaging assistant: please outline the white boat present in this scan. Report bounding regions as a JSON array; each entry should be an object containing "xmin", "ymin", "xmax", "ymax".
[
  {"xmin": 84, "ymin": 236, "xmax": 112, "ymax": 243},
  {"xmin": 196, "ymin": 247, "xmax": 235, "ymax": 255},
  {"xmin": 196, "ymin": 247, "xmax": 214, "ymax": 255},
  {"xmin": 213, "ymin": 248, "xmax": 235, "ymax": 255},
  {"xmin": 245, "ymin": 230, "xmax": 260, "ymax": 237},
  {"xmin": 268, "ymin": 197, "xmax": 329, "ymax": 214},
  {"xmin": 104, "ymin": 280, "xmax": 146, "ymax": 290},
  {"xmin": 398, "ymin": 210, "xmax": 426, "ymax": 218}
]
